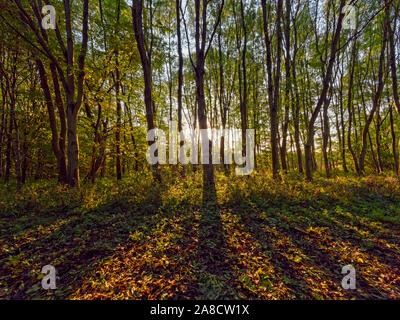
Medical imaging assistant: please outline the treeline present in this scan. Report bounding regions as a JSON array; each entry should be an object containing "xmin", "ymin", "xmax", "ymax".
[{"xmin": 0, "ymin": 0, "xmax": 399, "ymax": 189}]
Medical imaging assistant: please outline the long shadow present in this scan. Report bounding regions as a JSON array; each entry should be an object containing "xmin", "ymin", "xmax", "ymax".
[
  {"xmin": 251, "ymin": 188, "xmax": 400, "ymax": 269},
  {"xmin": 281, "ymin": 220, "xmax": 393, "ymax": 299},
  {"xmin": 0, "ymin": 189, "xmax": 162, "ymax": 299},
  {"xmin": 0, "ymin": 203, "xmax": 80, "ymax": 240},
  {"xmin": 193, "ymin": 180, "xmax": 240, "ymax": 299},
  {"xmin": 2, "ymin": 175, "xmax": 399, "ymax": 299},
  {"xmin": 231, "ymin": 195, "xmax": 400, "ymax": 299},
  {"xmin": 291, "ymin": 196, "xmax": 400, "ymax": 268},
  {"xmin": 231, "ymin": 205, "xmax": 323, "ymax": 299},
  {"xmin": 313, "ymin": 179, "xmax": 400, "ymax": 231}
]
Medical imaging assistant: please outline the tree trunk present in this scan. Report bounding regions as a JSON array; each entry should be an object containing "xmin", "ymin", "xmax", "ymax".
[
  {"xmin": 195, "ymin": 57, "xmax": 214, "ymax": 185},
  {"xmin": 132, "ymin": 0, "xmax": 161, "ymax": 182},
  {"xmin": 36, "ymin": 59, "xmax": 67, "ymax": 183},
  {"xmin": 358, "ymin": 22, "xmax": 387, "ymax": 174},
  {"xmin": 0, "ymin": 81, "xmax": 6, "ymax": 179},
  {"xmin": 191, "ymin": 0, "xmax": 224, "ymax": 186},
  {"xmin": 49, "ymin": 63, "xmax": 67, "ymax": 183},
  {"xmin": 291, "ymin": 25, "xmax": 303, "ymax": 173},
  {"xmin": 385, "ymin": 0, "xmax": 400, "ymax": 173},
  {"xmin": 261, "ymin": 0, "xmax": 282, "ymax": 180},
  {"xmin": 115, "ymin": 54, "xmax": 122, "ymax": 180},
  {"xmin": 239, "ymin": 0, "xmax": 248, "ymax": 158},
  {"xmin": 385, "ymin": 0, "xmax": 400, "ymax": 117},
  {"xmin": 66, "ymin": 105, "xmax": 80, "ymax": 187},
  {"xmin": 304, "ymin": 0, "xmax": 346, "ymax": 181},
  {"xmin": 389, "ymin": 106, "xmax": 399, "ymax": 175},
  {"xmin": 218, "ymin": 28, "xmax": 227, "ymax": 170},
  {"xmin": 65, "ymin": 0, "xmax": 89, "ymax": 187},
  {"xmin": 10, "ymin": 96, "xmax": 22, "ymax": 189},
  {"xmin": 375, "ymin": 106, "xmax": 384, "ymax": 173},
  {"xmin": 4, "ymin": 108, "xmax": 11, "ymax": 183},
  {"xmin": 339, "ymin": 73, "xmax": 348, "ymax": 172},
  {"xmin": 322, "ymin": 97, "xmax": 331, "ymax": 178},
  {"xmin": 176, "ymin": 0, "xmax": 184, "ymax": 174},
  {"xmin": 280, "ymin": 0, "xmax": 291, "ymax": 173}
]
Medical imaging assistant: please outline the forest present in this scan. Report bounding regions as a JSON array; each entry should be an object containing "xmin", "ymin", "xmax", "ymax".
[{"xmin": 0, "ymin": 0, "xmax": 400, "ymax": 300}]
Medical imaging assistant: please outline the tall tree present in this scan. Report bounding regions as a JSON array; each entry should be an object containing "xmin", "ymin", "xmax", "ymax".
[
  {"xmin": 261, "ymin": 0, "xmax": 283, "ymax": 180},
  {"xmin": 132, "ymin": 0, "xmax": 161, "ymax": 182},
  {"xmin": 304, "ymin": 0, "xmax": 346, "ymax": 181},
  {"xmin": 176, "ymin": 0, "xmax": 184, "ymax": 173},
  {"xmin": 358, "ymin": 19, "xmax": 388, "ymax": 174},
  {"xmin": 188, "ymin": 0, "xmax": 224, "ymax": 186}
]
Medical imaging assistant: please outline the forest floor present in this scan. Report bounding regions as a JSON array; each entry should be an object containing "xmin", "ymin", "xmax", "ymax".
[{"xmin": 1, "ymin": 171, "xmax": 400, "ymax": 299}]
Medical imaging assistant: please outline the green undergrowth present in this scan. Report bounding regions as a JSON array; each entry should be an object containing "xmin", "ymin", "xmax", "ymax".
[{"xmin": 1, "ymin": 171, "xmax": 399, "ymax": 299}]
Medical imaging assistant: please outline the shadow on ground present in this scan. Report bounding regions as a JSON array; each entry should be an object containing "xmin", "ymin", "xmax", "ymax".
[{"xmin": 1, "ymin": 174, "xmax": 399, "ymax": 299}]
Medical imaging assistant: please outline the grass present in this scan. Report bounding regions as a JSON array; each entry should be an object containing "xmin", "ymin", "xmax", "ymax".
[{"xmin": 0, "ymin": 170, "xmax": 400, "ymax": 299}]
